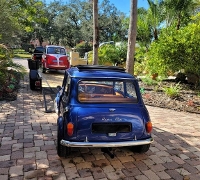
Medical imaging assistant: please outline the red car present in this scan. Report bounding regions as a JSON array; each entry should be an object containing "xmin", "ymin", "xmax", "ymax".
[{"xmin": 41, "ymin": 45, "xmax": 70, "ymax": 73}]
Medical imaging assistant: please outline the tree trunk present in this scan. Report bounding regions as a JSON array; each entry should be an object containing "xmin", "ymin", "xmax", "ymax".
[
  {"xmin": 126, "ymin": 0, "xmax": 138, "ymax": 74},
  {"xmin": 92, "ymin": 0, "xmax": 99, "ymax": 65}
]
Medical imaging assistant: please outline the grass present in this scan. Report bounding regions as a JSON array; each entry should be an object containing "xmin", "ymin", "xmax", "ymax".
[
  {"xmin": 14, "ymin": 54, "xmax": 31, "ymax": 58},
  {"xmin": 12, "ymin": 49, "xmax": 31, "ymax": 59}
]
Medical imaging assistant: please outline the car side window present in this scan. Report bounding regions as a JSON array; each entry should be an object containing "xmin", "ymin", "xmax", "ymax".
[
  {"xmin": 125, "ymin": 81, "xmax": 137, "ymax": 98},
  {"xmin": 62, "ymin": 76, "xmax": 71, "ymax": 103},
  {"xmin": 60, "ymin": 48, "xmax": 66, "ymax": 55}
]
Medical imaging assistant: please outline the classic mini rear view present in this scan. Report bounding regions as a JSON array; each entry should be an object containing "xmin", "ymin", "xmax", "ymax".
[
  {"xmin": 54, "ymin": 65, "xmax": 153, "ymax": 157},
  {"xmin": 41, "ymin": 45, "xmax": 70, "ymax": 73}
]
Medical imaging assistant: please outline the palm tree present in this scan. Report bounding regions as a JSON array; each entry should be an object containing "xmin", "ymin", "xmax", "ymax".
[
  {"xmin": 147, "ymin": 0, "xmax": 163, "ymax": 40},
  {"xmin": 92, "ymin": 0, "xmax": 99, "ymax": 65},
  {"xmin": 163, "ymin": 0, "xmax": 199, "ymax": 30}
]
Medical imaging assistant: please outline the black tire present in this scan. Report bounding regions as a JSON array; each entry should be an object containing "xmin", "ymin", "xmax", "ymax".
[
  {"xmin": 30, "ymin": 78, "xmax": 35, "ymax": 90},
  {"xmin": 57, "ymin": 126, "xmax": 71, "ymax": 157},
  {"xmin": 131, "ymin": 144, "xmax": 150, "ymax": 153},
  {"xmin": 42, "ymin": 67, "xmax": 46, "ymax": 73}
]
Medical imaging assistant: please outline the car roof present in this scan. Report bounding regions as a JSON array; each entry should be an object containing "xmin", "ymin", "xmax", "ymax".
[
  {"xmin": 66, "ymin": 65, "xmax": 136, "ymax": 79},
  {"xmin": 45, "ymin": 45, "xmax": 65, "ymax": 48}
]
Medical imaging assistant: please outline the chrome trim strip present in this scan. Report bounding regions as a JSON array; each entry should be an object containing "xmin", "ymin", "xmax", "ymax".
[{"xmin": 60, "ymin": 138, "xmax": 153, "ymax": 148}]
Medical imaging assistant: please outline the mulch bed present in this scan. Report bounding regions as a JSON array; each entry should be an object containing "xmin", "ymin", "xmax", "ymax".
[{"xmin": 139, "ymin": 79, "xmax": 200, "ymax": 114}]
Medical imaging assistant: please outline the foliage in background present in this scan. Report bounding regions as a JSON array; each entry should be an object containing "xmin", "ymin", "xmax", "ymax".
[
  {"xmin": 146, "ymin": 15, "xmax": 200, "ymax": 80},
  {"xmin": 140, "ymin": 76, "xmax": 158, "ymax": 86},
  {"xmin": 0, "ymin": 0, "xmax": 48, "ymax": 46},
  {"xmin": 98, "ymin": 43, "xmax": 127, "ymax": 66},
  {"xmin": 75, "ymin": 41, "xmax": 93, "ymax": 58},
  {"xmin": 0, "ymin": 44, "xmax": 26, "ymax": 89}
]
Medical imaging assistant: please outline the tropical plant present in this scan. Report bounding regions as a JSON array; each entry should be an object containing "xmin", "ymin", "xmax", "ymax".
[{"xmin": 162, "ymin": 83, "xmax": 181, "ymax": 98}]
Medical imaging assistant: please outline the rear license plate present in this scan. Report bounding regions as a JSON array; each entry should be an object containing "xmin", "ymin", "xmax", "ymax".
[{"xmin": 108, "ymin": 133, "xmax": 117, "ymax": 136}]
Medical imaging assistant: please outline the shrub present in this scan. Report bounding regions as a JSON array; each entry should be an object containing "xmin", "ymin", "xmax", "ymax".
[
  {"xmin": 75, "ymin": 41, "xmax": 92, "ymax": 58},
  {"xmin": 0, "ymin": 44, "xmax": 26, "ymax": 88},
  {"xmin": 141, "ymin": 76, "xmax": 158, "ymax": 86},
  {"xmin": 162, "ymin": 83, "xmax": 181, "ymax": 99}
]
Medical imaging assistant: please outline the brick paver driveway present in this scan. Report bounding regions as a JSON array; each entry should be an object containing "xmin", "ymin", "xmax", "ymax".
[{"xmin": 0, "ymin": 59, "xmax": 200, "ymax": 179}]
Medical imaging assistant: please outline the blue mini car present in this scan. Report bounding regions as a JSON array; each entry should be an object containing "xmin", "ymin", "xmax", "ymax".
[{"xmin": 54, "ymin": 65, "xmax": 153, "ymax": 157}]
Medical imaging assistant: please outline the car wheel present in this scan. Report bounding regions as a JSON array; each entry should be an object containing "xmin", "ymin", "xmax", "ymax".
[
  {"xmin": 131, "ymin": 144, "xmax": 150, "ymax": 153},
  {"xmin": 57, "ymin": 126, "xmax": 71, "ymax": 157},
  {"xmin": 29, "ymin": 78, "xmax": 35, "ymax": 90}
]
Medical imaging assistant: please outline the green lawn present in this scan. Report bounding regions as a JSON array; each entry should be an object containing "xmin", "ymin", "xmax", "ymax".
[{"xmin": 12, "ymin": 49, "xmax": 32, "ymax": 59}]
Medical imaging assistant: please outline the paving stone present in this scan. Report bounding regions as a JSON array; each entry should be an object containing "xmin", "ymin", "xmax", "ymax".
[
  {"xmin": 11, "ymin": 150, "xmax": 23, "ymax": 160},
  {"xmin": 165, "ymin": 169, "xmax": 184, "ymax": 180},
  {"xmin": 133, "ymin": 161, "xmax": 148, "ymax": 171},
  {"xmin": 9, "ymin": 165, "xmax": 23, "ymax": 177},
  {"xmin": 92, "ymin": 159, "xmax": 110, "ymax": 167},
  {"xmin": 90, "ymin": 167, "xmax": 106, "ymax": 179},
  {"xmin": 23, "ymin": 164, "xmax": 37, "ymax": 172},
  {"xmin": 149, "ymin": 164, "xmax": 166, "ymax": 172},
  {"xmin": 73, "ymin": 157, "xmax": 85, "ymax": 164},
  {"xmin": 78, "ymin": 168, "xmax": 92, "ymax": 178},
  {"xmin": 12, "ymin": 143, "xmax": 23, "ymax": 151},
  {"xmin": 123, "ymin": 161, "xmax": 136, "ymax": 169},
  {"xmin": 76, "ymin": 162, "xmax": 93, "ymax": 170},
  {"xmin": 122, "ymin": 167, "xmax": 141, "ymax": 177},
  {"xmin": 142, "ymin": 169, "xmax": 161, "ymax": 180},
  {"xmin": 82, "ymin": 153, "xmax": 96, "ymax": 162},
  {"xmin": 118, "ymin": 155, "xmax": 135, "ymax": 163},
  {"xmin": 24, "ymin": 169, "xmax": 45, "ymax": 179},
  {"xmin": 45, "ymin": 166, "xmax": 64, "ymax": 176},
  {"xmin": 0, "ymin": 175, "xmax": 8, "ymax": 180},
  {"xmin": 17, "ymin": 158, "xmax": 35, "ymax": 166},
  {"xmin": 36, "ymin": 159, "xmax": 49, "ymax": 169},
  {"xmin": 0, "ymin": 160, "xmax": 16, "ymax": 168},
  {"xmin": 163, "ymin": 162, "xmax": 180, "ymax": 170},
  {"xmin": 105, "ymin": 170, "xmax": 126, "ymax": 180},
  {"xmin": 36, "ymin": 151, "xmax": 47, "ymax": 160},
  {"xmin": 64, "ymin": 166, "xmax": 80, "ymax": 179},
  {"xmin": 156, "ymin": 171, "xmax": 171, "ymax": 179},
  {"xmin": 0, "ymin": 168, "xmax": 9, "ymax": 175},
  {"xmin": 0, "ymin": 155, "xmax": 10, "ymax": 161}
]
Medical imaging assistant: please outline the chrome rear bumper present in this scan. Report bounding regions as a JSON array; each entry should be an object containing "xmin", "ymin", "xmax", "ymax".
[{"xmin": 60, "ymin": 137, "xmax": 153, "ymax": 148}]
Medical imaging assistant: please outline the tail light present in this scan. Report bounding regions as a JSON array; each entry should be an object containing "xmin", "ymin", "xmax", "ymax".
[
  {"xmin": 146, "ymin": 121, "xmax": 152, "ymax": 133},
  {"xmin": 66, "ymin": 122, "xmax": 74, "ymax": 136},
  {"xmin": 35, "ymin": 81, "xmax": 41, "ymax": 87}
]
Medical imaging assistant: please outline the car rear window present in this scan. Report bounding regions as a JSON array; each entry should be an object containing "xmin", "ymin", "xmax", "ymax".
[
  {"xmin": 78, "ymin": 80, "xmax": 138, "ymax": 103},
  {"xmin": 47, "ymin": 47, "xmax": 66, "ymax": 55},
  {"xmin": 34, "ymin": 47, "xmax": 44, "ymax": 53}
]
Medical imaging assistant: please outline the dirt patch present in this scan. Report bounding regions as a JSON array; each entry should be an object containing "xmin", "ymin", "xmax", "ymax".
[{"xmin": 139, "ymin": 79, "xmax": 200, "ymax": 114}]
